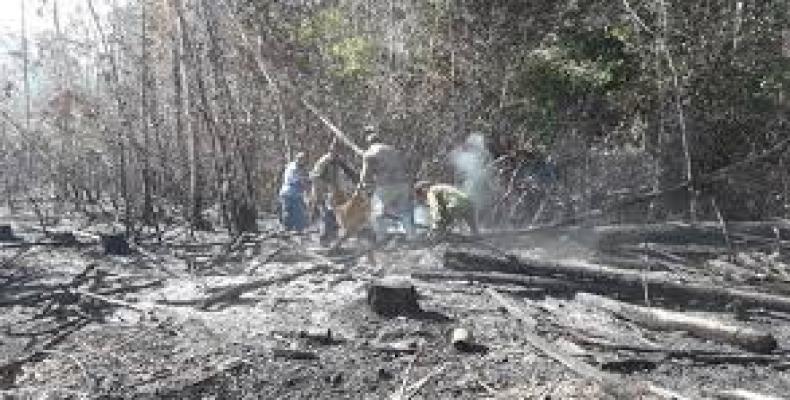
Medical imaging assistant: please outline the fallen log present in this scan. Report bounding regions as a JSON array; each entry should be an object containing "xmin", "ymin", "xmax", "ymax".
[
  {"xmin": 272, "ymin": 349, "xmax": 318, "ymax": 360},
  {"xmin": 569, "ymin": 334, "xmax": 786, "ymax": 364},
  {"xmin": 618, "ymin": 243, "xmax": 729, "ymax": 257},
  {"xmin": 198, "ymin": 264, "xmax": 330, "ymax": 310},
  {"xmin": 591, "ymin": 223, "xmax": 726, "ymax": 249},
  {"xmin": 713, "ymin": 389, "xmax": 784, "ymax": 400},
  {"xmin": 411, "ymin": 271, "xmax": 623, "ymax": 295},
  {"xmin": 445, "ymin": 249, "xmax": 790, "ymax": 313},
  {"xmin": 576, "ymin": 293, "xmax": 777, "ymax": 353},
  {"xmin": 47, "ymin": 231, "xmax": 78, "ymax": 246},
  {"xmin": 72, "ymin": 290, "xmax": 150, "ymax": 314},
  {"xmin": 486, "ymin": 288, "xmax": 689, "ymax": 400}
]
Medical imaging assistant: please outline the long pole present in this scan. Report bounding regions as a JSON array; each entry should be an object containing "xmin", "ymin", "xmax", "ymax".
[{"xmin": 301, "ymin": 99, "xmax": 364, "ymax": 157}]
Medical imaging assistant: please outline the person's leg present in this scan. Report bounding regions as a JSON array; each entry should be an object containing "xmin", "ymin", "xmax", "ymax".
[
  {"xmin": 435, "ymin": 192, "xmax": 450, "ymax": 233},
  {"xmin": 386, "ymin": 183, "xmax": 414, "ymax": 240},
  {"xmin": 319, "ymin": 206, "xmax": 338, "ymax": 246},
  {"xmin": 293, "ymin": 197, "xmax": 308, "ymax": 232},
  {"xmin": 465, "ymin": 207, "xmax": 479, "ymax": 236},
  {"xmin": 371, "ymin": 187, "xmax": 388, "ymax": 243},
  {"xmin": 280, "ymin": 195, "xmax": 294, "ymax": 230}
]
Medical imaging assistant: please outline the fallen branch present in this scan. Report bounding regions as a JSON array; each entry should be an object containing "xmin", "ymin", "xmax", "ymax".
[
  {"xmin": 72, "ymin": 290, "xmax": 150, "ymax": 314},
  {"xmin": 197, "ymin": 264, "xmax": 330, "ymax": 310},
  {"xmin": 271, "ymin": 349, "xmax": 318, "ymax": 360},
  {"xmin": 403, "ymin": 363, "xmax": 448, "ymax": 400},
  {"xmin": 569, "ymin": 334, "xmax": 785, "ymax": 364}
]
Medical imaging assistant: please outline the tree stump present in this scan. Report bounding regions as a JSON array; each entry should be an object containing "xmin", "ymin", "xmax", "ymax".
[
  {"xmin": 232, "ymin": 202, "xmax": 258, "ymax": 233},
  {"xmin": 102, "ymin": 234, "xmax": 131, "ymax": 255},
  {"xmin": 367, "ymin": 276, "xmax": 421, "ymax": 316},
  {"xmin": 49, "ymin": 231, "xmax": 77, "ymax": 245},
  {"xmin": 0, "ymin": 225, "xmax": 16, "ymax": 242}
]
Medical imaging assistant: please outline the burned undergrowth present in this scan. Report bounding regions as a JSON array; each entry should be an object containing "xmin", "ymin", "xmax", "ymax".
[{"xmin": 1, "ymin": 201, "xmax": 790, "ymax": 399}]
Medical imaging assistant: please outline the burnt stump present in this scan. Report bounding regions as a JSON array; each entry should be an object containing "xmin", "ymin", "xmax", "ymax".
[
  {"xmin": 102, "ymin": 234, "xmax": 131, "ymax": 255},
  {"xmin": 0, "ymin": 225, "xmax": 19, "ymax": 242},
  {"xmin": 367, "ymin": 276, "xmax": 421, "ymax": 316}
]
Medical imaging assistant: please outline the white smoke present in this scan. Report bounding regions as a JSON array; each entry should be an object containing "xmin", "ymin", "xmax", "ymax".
[{"xmin": 450, "ymin": 134, "xmax": 492, "ymax": 210}]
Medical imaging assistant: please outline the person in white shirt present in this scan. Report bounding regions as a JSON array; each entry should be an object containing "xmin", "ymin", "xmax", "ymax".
[{"xmin": 358, "ymin": 126, "xmax": 414, "ymax": 241}]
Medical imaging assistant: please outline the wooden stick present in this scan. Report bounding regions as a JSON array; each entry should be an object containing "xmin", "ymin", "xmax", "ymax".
[
  {"xmin": 71, "ymin": 290, "xmax": 149, "ymax": 313},
  {"xmin": 403, "ymin": 363, "xmax": 448, "ymax": 400},
  {"xmin": 301, "ymin": 99, "xmax": 364, "ymax": 157}
]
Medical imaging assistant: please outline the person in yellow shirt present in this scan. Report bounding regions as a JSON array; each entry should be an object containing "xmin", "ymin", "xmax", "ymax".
[{"xmin": 414, "ymin": 181, "xmax": 478, "ymax": 236}]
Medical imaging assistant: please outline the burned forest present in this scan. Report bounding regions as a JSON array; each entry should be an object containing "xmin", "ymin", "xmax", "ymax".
[{"xmin": 2, "ymin": 0, "xmax": 790, "ymax": 399}]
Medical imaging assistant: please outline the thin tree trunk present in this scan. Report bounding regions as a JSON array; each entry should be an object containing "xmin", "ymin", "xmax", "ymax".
[
  {"xmin": 20, "ymin": 0, "xmax": 32, "ymax": 182},
  {"xmin": 87, "ymin": 0, "xmax": 132, "ymax": 237},
  {"xmin": 657, "ymin": 0, "xmax": 696, "ymax": 222},
  {"xmin": 173, "ymin": 0, "xmax": 204, "ymax": 231},
  {"xmin": 171, "ymin": 19, "xmax": 187, "ymax": 207},
  {"xmin": 141, "ymin": 0, "xmax": 154, "ymax": 225}
]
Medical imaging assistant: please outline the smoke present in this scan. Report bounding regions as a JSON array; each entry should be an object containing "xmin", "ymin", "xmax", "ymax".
[{"xmin": 450, "ymin": 134, "xmax": 492, "ymax": 210}]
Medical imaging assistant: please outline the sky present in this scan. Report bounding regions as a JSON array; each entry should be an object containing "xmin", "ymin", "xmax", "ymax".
[
  {"xmin": 0, "ymin": 0, "xmax": 116, "ymax": 38},
  {"xmin": 0, "ymin": 0, "xmax": 117, "ymax": 112}
]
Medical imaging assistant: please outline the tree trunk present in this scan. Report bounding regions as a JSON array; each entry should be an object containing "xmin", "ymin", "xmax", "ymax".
[
  {"xmin": 87, "ymin": 0, "xmax": 133, "ymax": 237},
  {"xmin": 173, "ymin": 0, "xmax": 204, "ymax": 231},
  {"xmin": 20, "ymin": 0, "xmax": 32, "ymax": 183},
  {"xmin": 140, "ymin": 0, "xmax": 154, "ymax": 225}
]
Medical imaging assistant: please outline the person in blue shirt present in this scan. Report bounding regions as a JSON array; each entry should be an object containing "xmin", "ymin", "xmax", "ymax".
[{"xmin": 279, "ymin": 152, "xmax": 309, "ymax": 232}]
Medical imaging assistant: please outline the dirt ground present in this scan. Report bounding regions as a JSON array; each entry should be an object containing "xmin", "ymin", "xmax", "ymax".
[{"xmin": 1, "ymin": 207, "xmax": 790, "ymax": 399}]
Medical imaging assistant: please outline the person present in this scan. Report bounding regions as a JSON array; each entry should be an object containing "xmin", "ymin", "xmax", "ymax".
[
  {"xmin": 279, "ymin": 152, "xmax": 309, "ymax": 232},
  {"xmin": 309, "ymin": 139, "xmax": 356, "ymax": 220},
  {"xmin": 358, "ymin": 126, "xmax": 414, "ymax": 241},
  {"xmin": 414, "ymin": 181, "xmax": 478, "ymax": 236}
]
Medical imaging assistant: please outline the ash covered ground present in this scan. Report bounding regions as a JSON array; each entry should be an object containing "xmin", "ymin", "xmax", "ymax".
[{"xmin": 1, "ymin": 207, "xmax": 789, "ymax": 399}]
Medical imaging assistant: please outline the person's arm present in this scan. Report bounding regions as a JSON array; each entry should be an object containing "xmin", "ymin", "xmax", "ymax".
[
  {"xmin": 426, "ymin": 188, "xmax": 440, "ymax": 229},
  {"xmin": 295, "ymin": 165, "xmax": 310, "ymax": 194}
]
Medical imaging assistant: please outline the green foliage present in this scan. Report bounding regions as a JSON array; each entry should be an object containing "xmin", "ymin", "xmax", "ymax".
[
  {"xmin": 512, "ymin": 27, "xmax": 639, "ymax": 145},
  {"xmin": 297, "ymin": 7, "xmax": 376, "ymax": 79},
  {"xmin": 297, "ymin": 8, "xmax": 344, "ymax": 42},
  {"xmin": 329, "ymin": 36, "xmax": 375, "ymax": 78},
  {"xmin": 525, "ymin": 28, "xmax": 637, "ymax": 99}
]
